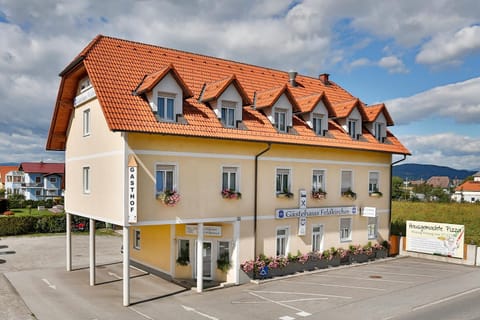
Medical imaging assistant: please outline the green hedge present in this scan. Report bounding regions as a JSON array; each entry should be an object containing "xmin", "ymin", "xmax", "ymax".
[{"xmin": 0, "ymin": 214, "xmax": 66, "ymax": 236}]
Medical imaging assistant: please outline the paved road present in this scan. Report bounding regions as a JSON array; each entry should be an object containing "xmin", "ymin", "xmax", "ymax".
[{"xmin": 2, "ymin": 234, "xmax": 480, "ymax": 320}]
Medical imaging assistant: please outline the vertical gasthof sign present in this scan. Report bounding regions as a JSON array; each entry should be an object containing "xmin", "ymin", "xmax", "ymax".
[
  {"xmin": 127, "ymin": 155, "xmax": 138, "ymax": 223},
  {"xmin": 298, "ymin": 189, "xmax": 307, "ymax": 236},
  {"xmin": 406, "ymin": 220, "xmax": 464, "ymax": 258}
]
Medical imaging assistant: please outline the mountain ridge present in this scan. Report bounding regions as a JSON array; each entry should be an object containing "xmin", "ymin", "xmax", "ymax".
[{"xmin": 393, "ymin": 163, "xmax": 476, "ymax": 181}]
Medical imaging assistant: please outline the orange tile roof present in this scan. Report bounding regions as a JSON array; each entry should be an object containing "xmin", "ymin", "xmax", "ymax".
[
  {"xmin": 296, "ymin": 92, "xmax": 335, "ymax": 116},
  {"xmin": 332, "ymin": 98, "xmax": 362, "ymax": 118},
  {"xmin": 455, "ymin": 181, "xmax": 480, "ymax": 192},
  {"xmin": 134, "ymin": 64, "xmax": 193, "ymax": 98},
  {"xmin": 364, "ymin": 103, "xmax": 394, "ymax": 126},
  {"xmin": 200, "ymin": 75, "xmax": 251, "ymax": 105},
  {"xmin": 0, "ymin": 165, "xmax": 18, "ymax": 183},
  {"xmin": 47, "ymin": 35, "xmax": 410, "ymax": 156}
]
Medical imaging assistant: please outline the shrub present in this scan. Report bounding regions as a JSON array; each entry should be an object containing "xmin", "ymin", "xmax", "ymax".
[{"xmin": 0, "ymin": 214, "xmax": 66, "ymax": 236}]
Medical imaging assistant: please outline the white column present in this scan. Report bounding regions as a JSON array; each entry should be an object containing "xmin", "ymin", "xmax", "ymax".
[
  {"xmin": 89, "ymin": 218, "xmax": 96, "ymax": 286},
  {"xmin": 123, "ymin": 226, "xmax": 130, "ymax": 307},
  {"xmin": 66, "ymin": 213, "xmax": 72, "ymax": 271},
  {"xmin": 196, "ymin": 223, "xmax": 204, "ymax": 293},
  {"xmin": 233, "ymin": 220, "xmax": 240, "ymax": 285}
]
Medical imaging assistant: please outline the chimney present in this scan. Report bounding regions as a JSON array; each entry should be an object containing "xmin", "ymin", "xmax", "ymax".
[
  {"xmin": 288, "ymin": 70, "xmax": 298, "ymax": 87},
  {"xmin": 319, "ymin": 73, "xmax": 330, "ymax": 85}
]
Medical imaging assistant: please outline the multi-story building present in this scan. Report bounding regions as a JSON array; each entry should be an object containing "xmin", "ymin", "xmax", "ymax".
[
  {"xmin": 452, "ymin": 172, "xmax": 480, "ymax": 203},
  {"xmin": 3, "ymin": 162, "xmax": 64, "ymax": 201},
  {"xmin": 0, "ymin": 165, "xmax": 18, "ymax": 191},
  {"xmin": 46, "ymin": 35, "xmax": 410, "ymax": 306}
]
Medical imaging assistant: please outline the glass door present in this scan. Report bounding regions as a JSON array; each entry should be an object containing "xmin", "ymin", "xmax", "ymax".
[{"xmin": 194, "ymin": 241, "xmax": 212, "ymax": 279}]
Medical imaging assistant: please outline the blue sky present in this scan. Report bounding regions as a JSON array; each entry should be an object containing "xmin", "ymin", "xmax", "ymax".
[{"xmin": 0, "ymin": 0, "xmax": 479, "ymax": 169}]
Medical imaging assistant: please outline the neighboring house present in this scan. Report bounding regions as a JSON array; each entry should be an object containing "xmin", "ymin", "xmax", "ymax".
[
  {"xmin": 452, "ymin": 172, "xmax": 480, "ymax": 203},
  {"xmin": 46, "ymin": 35, "xmax": 410, "ymax": 305},
  {"xmin": 0, "ymin": 165, "xmax": 18, "ymax": 191},
  {"xmin": 4, "ymin": 162, "xmax": 65, "ymax": 201},
  {"xmin": 426, "ymin": 176, "xmax": 451, "ymax": 190}
]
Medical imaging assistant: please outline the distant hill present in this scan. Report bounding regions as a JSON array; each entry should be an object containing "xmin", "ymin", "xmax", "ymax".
[
  {"xmin": 0, "ymin": 162, "xmax": 19, "ymax": 167},
  {"xmin": 393, "ymin": 163, "xmax": 476, "ymax": 181}
]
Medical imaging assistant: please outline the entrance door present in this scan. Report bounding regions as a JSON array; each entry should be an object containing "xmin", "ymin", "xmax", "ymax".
[{"xmin": 194, "ymin": 241, "xmax": 212, "ymax": 279}]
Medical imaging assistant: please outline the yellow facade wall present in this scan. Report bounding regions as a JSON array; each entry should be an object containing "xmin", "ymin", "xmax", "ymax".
[{"xmin": 130, "ymin": 225, "xmax": 171, "ymax": 273}]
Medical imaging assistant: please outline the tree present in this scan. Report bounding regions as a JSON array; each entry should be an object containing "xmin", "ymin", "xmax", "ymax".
[{"xmin": 392, "ymin": 176, "xmax": 404, "ymax": 199}]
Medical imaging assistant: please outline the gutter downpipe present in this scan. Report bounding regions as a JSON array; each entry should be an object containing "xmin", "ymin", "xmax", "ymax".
[
  {"xmin": 254, "ymin": 143, "xmax": 271, "ymax": 278},
  {"xmin": 389, "ymin": 154, "xmax": 407, "ymax": 240}
]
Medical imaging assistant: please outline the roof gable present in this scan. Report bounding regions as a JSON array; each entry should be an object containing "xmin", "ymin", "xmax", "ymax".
[
  {"xmin": 255, "ymin": 85, "xmax": 299, "ymax": 111},
  {"xmin": 364, "ymin": 103, "xmax": 394, "ymax": 126},
  {"xmin": 19, "ymin": 162, "xmax": 65, "ymax": 174},
  {"xmin": 200, "ymin": 75, "xmax": 251, "ymax": 105},
  {"xmin": 296, "ymin": 92, "xmax": 335, "ymax": 116},
  {"xmin": 134, "ymin": 64, "xmax": 193, "ymax": 98}
]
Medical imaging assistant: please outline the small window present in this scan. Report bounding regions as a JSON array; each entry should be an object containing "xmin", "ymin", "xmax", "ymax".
[
  {"xmin": 79, "ymin": 77, "xmax": 92, "ymax": 93},
  {"xmin": 156, "ymin": 164, "xmax": 175, "ymax": 194},
  {"xmin": 177, "ymin": 239, "xmax": 190, "ymax": 265},
  {"xmin": 157, "ymin": 95, "xmax": 175, "ymax": 121},
  {"xmin": 274, "ymin": 109, "xmax": 287, "ymax": 132},
  {"xmin": 347, "ymin": 119, "xmax": 357, "ymax": 138},
  {"xmin": 83, "ymin": 109, "xmax": 91, "ymax": 136},
  {"xmin": 341, "ymin": 170, "xmax": 353, "ymax": 194},
  {"xmin": 340, "ymin": 217, "xmax": 352, "ymax": 242},
  {"xmin": 83, "ymin": 166, "xmax": 90, "ymax": 194},
  {"xmin": 134, "ymin": 229, "xmax": 141, "ymax": 249},
  {"xmin": 35, "ymin": 176, "xmax": 41, "ymax": 183},
  {"xmin": 221, "ymin": 101, "xmax": 237, "ymax": 128},
  {"xmin": 222, "ymin": 167, "xmax": 238, "ymax": 191},
  {"xmin": 276, "ymin": 168, "xmax": 291, "ymax": 194},
  {"xmin": 312, "ymin": 224, "xmax": 324, "ymax": 252},
  {"xmin": 367, "ymin": 217, "xmax": 378, "ymax": 240},
  {"xmin": 312, "ymin": 114, "xmax": 323, "ymax": 135},
  {"xmin": 369, "ymin": 172, "xmax": 380, "ymax": 194},
  {"xmin": 312, "ymin": 169, "xmax": 325, "ymax": 192},
  {"xmin": 50, "ymin": 177, "xmax": 57, "ymax": 183},
  {"xmin": 374, "ymin": 122, "xmax": 383, "ymax": 141},
  {"xmin": 276, "ymin": 227, "xmax": 289, "ymax": 256},
  {"xmin": 35, "ymin": 190, "xmax": 41, "ymax": 196}
]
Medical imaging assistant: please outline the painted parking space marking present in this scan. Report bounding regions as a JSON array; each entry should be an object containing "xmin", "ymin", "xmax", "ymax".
[
  {"xmin": 412, "ymin": 287, "xmax": 480, "ymax": 311},
  {"xmin": 313, "ymin": 273, "xmax": 415, "ymax": 284},
  {"xmin": 284, "ymin": 279, "xmax": 387, "ymax": 291},
  {"xmin": 354, "ymin": 269, "xmax": 437, "ymax": 278},
  {"xmin": 129, "ymin": 306, "xmax": 154, "ymax": 320},
  {"xmin": 279, "ymin": 316, "xmax": 295, "ymax": 320},
  {"xmin": 252, "ymin": 290, "xmax": 352, "ymax": 299}
]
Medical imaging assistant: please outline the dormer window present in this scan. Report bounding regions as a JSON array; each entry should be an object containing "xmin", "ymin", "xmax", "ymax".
[
  {"xmin": 312, "ymin": 114, "xmax": 323, "ymax": 135},
  {"xmin": 274, "ymin": 108, "xmax": 287, "ymax": 132},
  {"xmin": 374, "ymin": 122, "xmax": 383, "ymax": 141},
  {"xmin": 79, "ymin": 77, "xmax": 92, "ymax": 94},
  {"xmin": 221, "ymin": 101, "xmax": 237, "ymax": 128},
  {"xmin": 348, "ymin": 119, "xmax": 357, "ymax": 138},
  {"xmin": 157, "ymin": 93, "xmax": 175, "ymax": 121}
]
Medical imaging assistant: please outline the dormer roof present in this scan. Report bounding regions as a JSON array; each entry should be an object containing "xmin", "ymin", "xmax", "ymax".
[
  {"xmin": 200, "ymin": 75, "xmax": 251, "ymax": 105},
  {"xmin": 255, "ymin": 84, "xmax": 299, "ymax": 111},
  {"xmin": 296, "ymin": 92, "xmax": 335, "ymax": 116},
  {"xmin": 332, "ymin": 98, "xmax": 366, "ymax": 119},
  {"xmin": 134, "ymin": 63, "xmax": 193, "ymax": 98},
  {"xmin": 364, "ymin": 103, "xmax": 394, "ymax": 126}
]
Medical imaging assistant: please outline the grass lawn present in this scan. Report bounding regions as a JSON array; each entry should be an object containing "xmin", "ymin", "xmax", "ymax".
[
  {"xmin": 392, "ymin": 201, "xmax": 480, "ymax": 244},
  {"xmin": 7, "ymin": 208, "xmax": 56, "ymax": 216}
]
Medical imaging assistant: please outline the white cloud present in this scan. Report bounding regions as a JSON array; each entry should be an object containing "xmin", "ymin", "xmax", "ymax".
[
  {"xmin": 378, "ymin": 55, "xmax": 408, "ymax": 74},
  {"xmin": 350, "ymin": 58, "xmax": 371, "ymax": 68},
  {"xmin": 416, "ymin": 25, "xmax": 480, "ymax": 65},
  {"xmin": 400, "ymin": 133, "xmax": 480, "ymax": 169},
  {"xmin": 385, "ymin": 77, "xmax": 480, "ymax": 125}
]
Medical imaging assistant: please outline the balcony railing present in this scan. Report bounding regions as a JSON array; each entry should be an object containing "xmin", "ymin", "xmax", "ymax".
[{"xmin": 74, "ymin": 86, "xmax": 96, "ymax": 107}]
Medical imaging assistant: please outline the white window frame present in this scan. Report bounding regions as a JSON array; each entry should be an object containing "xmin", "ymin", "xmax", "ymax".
[
  {"xmin": 340, "ymin": 217, "xmax": 352, "ymax": 242},
  {"xmin": 156, "ymin": 92, "xmax": 176, "ymax": 122},
  {"xmin": 221, "ymin": 100, "xmax": 237, "ymax": 128},
  {"xmin": 134, "ymin": 229, "xmax": 141, "ymax": 250},
  {"xmin": 222, "ymin": 166, "xmax": 239, "ymax": 192},
  {"xmin": 274, "ymin": 108, "xmax": 287, "ymax": 133},
  {"xmin": 276, "ymin": 168, "xmax": 291, "ymax": 194},
  {"xmin": 347, "ymin": 119, "xmax": 357, "ymax": 138},
  {"xmin": 312, "ymin": 114, "xmax": 323, "ymax": 135},
  {"xmin": 368, "ymin": 171, "xmax": 380, "ymax": 194},
  {"xmin": 218, "ymin": 240, "xmax": 230, "ymax": 261},
  {"xmin": 312, "ymin": 224, "xmax": 324, "ymax": 252},
  {"xmin": 155, "ymin": 163, "xmax": 177, "ymax": 195},
  {"xmin": 340, "ymin": 170, "xmax": 353, "ymax": 194},
  {"xmin": 374, "ymin": 122, "xmax": 383, "ymax": 141},
  {"xmin": 367, "ymin": 217, "xmax": 378, "ymax": 240},
  {"xmin": 312, "ymin": 169, "xmax": 326, "ymax": 192},
  {"xmin": 276, "ymin": 226, "xmax": 289, "ymax": 256},
  {"xmin": 83, "ymin": 108, "xmax": 91, "ymax": 136},
  {"xmin": 79, "ymin": 77, "xmax": 92, "ymax": 93},
  {"xmin": 82, "ymin": 166, "xmax": 90, "ymax": 194}
]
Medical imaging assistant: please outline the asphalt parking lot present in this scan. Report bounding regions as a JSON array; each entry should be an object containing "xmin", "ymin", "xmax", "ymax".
[{"xmin": 2, "ymin": 234, "xmax": 480, "ymax": 320}]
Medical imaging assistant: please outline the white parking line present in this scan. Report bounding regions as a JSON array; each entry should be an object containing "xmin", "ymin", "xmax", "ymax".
[
  {"xmin": 286, "ymin": 279, "xmax": 386, "ymax": 291},
  {"xmin": 354, "ymin": 269, "xmax": 437, "ymax": 278},
  {"xmin": 129, "ymin": 307, "xmax": 154, "ymax": 320},
  {"xmin": 252, "ymin": 290, "xmax": 352, "ymax": 299},
  {"xmin": 412, "ymin": 287, "xmax": 480, "ymax": 311},
  {"xmin": 313, "ymin": 273, "xmax": 414, "ymax": 284}
]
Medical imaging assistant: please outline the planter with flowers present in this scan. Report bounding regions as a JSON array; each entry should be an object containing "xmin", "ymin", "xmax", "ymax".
[
  {"xmin": 341, "ymin": 188, "xmax": 357, "ymax": 200},
  {"xmin": 327, "ymin": 247, "xmax": 341, "ymax": 267},
  {"xmin": 311, "ymin": 189, "xmax": 327, "ymax": 200},
  {"xmin": 374, "ymin": 241, "xmax": 389, "ymax": 259},
  {"xmin": 349, "ymin": 244, "xmax": 369, "ymax": 263},
  {"xmin": 221, "ymin": 189, "xmax": 242, "ymax": 199},
  {"xmin": 276, "ymin": 190, "xmax": 294, "ymax": 199},
  {"xmin": 157, "ymin": 190, "xmax": 180, "ymax": 207},
  {"xmin": 369, "ymin": 188, "xmax": 383, "ymax": 198},
  {"xmin": 216, "ymin": 252, "xmax": 231, "ymax": 273}
]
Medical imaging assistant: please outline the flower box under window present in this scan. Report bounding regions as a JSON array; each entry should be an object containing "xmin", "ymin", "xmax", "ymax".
[
  {"xmin": 157, "ymin": 190, "xmax": 180, "ymax": 206},
  {"xmin": 341, "ymin": 189, "xmax": 356, "ymax": 200},
  {"xmin": 311, "ymin": 189, "xmax": 327, "ymax": 200},
  {"xmin": 221, "ymin": 189, "xmax": 242, "ymax": 199},
  {"xmin": 276, "ymin": 192, "xmax": 294, "ymax": 199}
]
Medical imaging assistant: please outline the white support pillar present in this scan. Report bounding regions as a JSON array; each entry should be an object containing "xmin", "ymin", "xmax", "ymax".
[
  {"xmin": 123, "ymin": 226, "xmax": 130, "ymax": 307},
  {"xmin": 233, "ymin": 219, "xmax": 240, "ymax": 285},
  {"xmin": 89, "ymin": 218, "xmax": 96, "ymax": 286},
  {"xmin": 196, "ymin": 223, "xmax": 204, "ymax": 293},
  {"xmin": 66, "ymin": 213, "xmax": 72, "ymax": 271}
]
